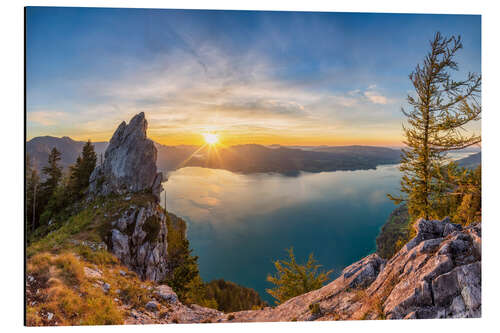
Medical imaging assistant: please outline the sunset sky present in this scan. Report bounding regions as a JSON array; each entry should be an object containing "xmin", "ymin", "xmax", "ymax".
[{"xmin": 26, "ymin": 8, "xmax": 481, "ymax": 146}]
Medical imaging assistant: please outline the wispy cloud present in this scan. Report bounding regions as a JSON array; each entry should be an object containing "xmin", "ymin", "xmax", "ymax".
[
  {"xmin": 364, "ymin": 90, "xmax": 389, "ymax": 105},
  {"xmin": 29, "ymin": 111, "xmax": 71, "ymax": 126},
  {"xmin": 27, "ymin": 38, "xmax": 400, "ymax": 144}
]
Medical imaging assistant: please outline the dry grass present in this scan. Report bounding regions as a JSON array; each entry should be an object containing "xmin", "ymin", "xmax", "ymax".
[
  {"xmin": 25, "ymin": 194, "xmax": 166, "ymax": 326},
  {"xmin": 355, "ymin": 273, "xmax": 399, "ymax": 320},
  {"xmin": 26, "ymin": 251, "xmax": 132, "ymax": 326}
]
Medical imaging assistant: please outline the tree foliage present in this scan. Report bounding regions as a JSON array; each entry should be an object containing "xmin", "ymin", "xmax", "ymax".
[
  {"xmin": 26, "ymin": 153, "xmax": 41, "ymax": 233},
  {"xmin": 389, "ymin": 32, "xmax": 481, "ymax": 220},
  {"xmin": 434, "ymin": 162, "xmax": 481, "ymax": 225},
  {"xmin": 69, "ymin": 140, "xmax": 97, "ymax": 200},
  {"xmin": 40, "ymin": 147, "xmax": 63, "ymax": 202},
  {"xmin": 266, "ymin": 247, "xmax": 332, "ymax": 305},
  {"xmin": 205, "ymin": 279, "xmax": 267, "ymax": 312}
]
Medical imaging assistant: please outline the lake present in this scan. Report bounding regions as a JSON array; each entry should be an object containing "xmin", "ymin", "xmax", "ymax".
[
  {"xmin": 160, "ymin": 151, "xmax": 475, "ymax": 304},
  {"xmin": 161, "ymin": 164, "xmax": 403, "ymax": 304}
]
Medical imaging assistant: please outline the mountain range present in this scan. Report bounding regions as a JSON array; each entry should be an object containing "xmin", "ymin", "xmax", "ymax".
[{"xmin": 27, "ymin": 136, "xmax": 404, "ymax": 176}]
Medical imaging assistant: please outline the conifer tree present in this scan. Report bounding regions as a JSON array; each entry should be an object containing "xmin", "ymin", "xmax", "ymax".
[
  {"xmin": 266, "ymin": 248, "xmax": 332, "ymax": 305},
  {"xmin": 26, "ymin": 153, "xmax": 40, "ymax": 232},
  {"xmin": 389, "ymin": 32, "xmax": 481, "ymax": 220},
  {"xmin": 41, "ymin": 148, "xmax": 63, "ymax": 203},
  {"xmin": 69, "ymin": 140, "xmax": 97, "ymax": 199}
]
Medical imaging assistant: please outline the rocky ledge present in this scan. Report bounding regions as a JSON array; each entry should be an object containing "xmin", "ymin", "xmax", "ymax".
[{"xmin": 227, "ymin": 218, "xmax": 481, "ymax": 322}]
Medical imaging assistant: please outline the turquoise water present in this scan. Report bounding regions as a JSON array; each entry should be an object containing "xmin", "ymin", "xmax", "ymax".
[{"xmin": 161, "ymin": 164, "xmax": 402, "ymax": 304}]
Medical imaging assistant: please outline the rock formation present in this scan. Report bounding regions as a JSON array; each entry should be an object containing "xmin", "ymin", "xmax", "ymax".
[
  {"xmin": 107, "ymin": 201, "xmax": 170, "ymax": 282},
  {"xmin": 226, "ymin": 218, "xmax": 481, "ymax": 322},
  {"xmin": 89, "ymin": 112, "xmax": 163, "ymax": 201},
  {"xmin": 87, "ymin": 113, "xmax": 170, "ymax": 282}
]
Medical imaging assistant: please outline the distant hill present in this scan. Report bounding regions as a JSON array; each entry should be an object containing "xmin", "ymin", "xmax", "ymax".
[
  {"xmin": 27, "ymin": 136, "xmax": 401, "ymax": 176},
  {"xmin": 26, "ymin": 136, "xmax": 108, "ymax": 171},
  {"xmin": 456, "ymin": 152, "xmax": 481, "ymax": 169},
  {"xmin": 165, "ymin": 144, "xmax": 401, "ymax": 176}
]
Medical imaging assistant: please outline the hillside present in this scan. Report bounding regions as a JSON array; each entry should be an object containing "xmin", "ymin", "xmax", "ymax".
[
  {"xmin": 27, "ymin": 208, "xmax": 481, "ymax": 324},
  {"xmin": 376, "ymin": 205, "xmax": 413, "ymax": 260},
  {"xmin": 456, "ymin": 152, "xmax": 481, "ymax": 169},
  {"xmin": 26, "ymin": 136, "xmax": 107, "ymax": 171}
]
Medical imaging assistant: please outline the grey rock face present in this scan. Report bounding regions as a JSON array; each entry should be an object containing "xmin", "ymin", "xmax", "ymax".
[
  {"xmin": 108, "ymin": 202, "xmax": 169, "ymax": 282},
  {"xmin": 342, "ymin": 253, "xmax": 386, "ymax": 289},
  {"xmin": 89, "ymin": 112, "xmax": 163, "ymax": 201},
  {"xmin": 378, "ymin": 219, "xmax": 481, "ymax": 319}
]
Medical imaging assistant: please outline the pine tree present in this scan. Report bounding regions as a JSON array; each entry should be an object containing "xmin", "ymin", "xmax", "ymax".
[
  {"xmin": 266, "ymin": 248, "xmax": 332, "ymax": 305},
  {"xmin": 26, "ymin": 153, "xmax": 40, "ymax": 233},
  {"xmin": 69, "ymin": 140, "xmax": 97, "ymax": 200},
  {"xmin": 40, "ymin": 148, "xmax": 63, "ymax": 205},
  {"xmin": 389, "ymin": 32, "xmax": 481, "ymax": 220}
]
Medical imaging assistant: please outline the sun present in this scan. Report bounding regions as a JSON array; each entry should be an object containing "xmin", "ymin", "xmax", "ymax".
[{"xmin": 203, "ymin": 133, "xmax": 219, "ymax": 145}]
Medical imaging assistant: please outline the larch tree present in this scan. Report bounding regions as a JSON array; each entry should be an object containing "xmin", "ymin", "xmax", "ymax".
[
  {"xmin": 266, "ymin": 247, "xmax": 332, "ymax": 305},
  {"xmin": 389, "ymin": 32, "xmax": 481, "ymax": 220}
]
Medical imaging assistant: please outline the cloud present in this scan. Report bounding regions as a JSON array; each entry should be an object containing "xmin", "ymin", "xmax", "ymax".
[
  {"xmin": 364, "ymin": 90, "xmax": 389, "ymax": 104},
  {"xmin": 29, "ymin": 111, "xmax": 70, "ymax": 126},
  {"xmin": 27, "ymin": 41, "xmax": 401, "ymax": 143}
]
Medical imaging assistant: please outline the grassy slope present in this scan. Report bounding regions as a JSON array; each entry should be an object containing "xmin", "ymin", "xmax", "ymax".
[{"xmin": 26, "ymin": 193, "xmax": 177, "ymax": 326}]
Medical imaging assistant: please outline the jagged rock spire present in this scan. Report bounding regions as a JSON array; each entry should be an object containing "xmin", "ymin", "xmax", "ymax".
[{"xmin": 89, "ymin": 112, "xmax": 163, "ymax": 201}]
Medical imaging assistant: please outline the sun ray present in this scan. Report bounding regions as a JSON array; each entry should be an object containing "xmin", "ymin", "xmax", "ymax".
[{"xmin": 176, "ymin": 143, "xmax": 207, "ymax": 169}]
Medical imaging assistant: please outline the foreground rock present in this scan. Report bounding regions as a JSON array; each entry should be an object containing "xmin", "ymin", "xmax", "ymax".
[
  {"xmin": 228, "ymin": 218, "xmax": 481, "ymax": 322},
  {"xmin": 89, "ymin": 112, "xmax": 163, "ymax": 201}
]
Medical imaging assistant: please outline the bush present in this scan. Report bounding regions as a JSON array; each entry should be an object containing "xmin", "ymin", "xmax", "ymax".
[{"xmin": 309, "ymin": 303, "xmax": 321, "ymax": 316}]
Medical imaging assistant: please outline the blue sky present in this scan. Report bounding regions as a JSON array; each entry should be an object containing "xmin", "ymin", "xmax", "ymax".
[{"xmin": 26, "ymin": 7, "xmax": 481, "ymax": 146}]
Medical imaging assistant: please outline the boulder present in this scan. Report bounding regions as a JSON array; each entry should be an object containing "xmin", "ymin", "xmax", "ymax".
[
  {"xmin": 145, "ymin": 301, "xmax": 160, "ymax": 312},
  {"xmin": 155, "ymin": 285, "xmax": 178, "ymax": 303}
]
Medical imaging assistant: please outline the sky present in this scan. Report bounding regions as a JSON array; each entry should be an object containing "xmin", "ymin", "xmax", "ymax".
[{"xmin": 26, "ymin": 7, "xmax": 481, "ymax": 146}]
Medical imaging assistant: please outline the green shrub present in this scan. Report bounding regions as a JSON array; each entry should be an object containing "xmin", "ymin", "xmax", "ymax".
[
  {"xmin": 309, "ymin": 303, "xmax": 321, "ymax": 316},
  {"xmin": 266, "ymin": 247, "xmax": 332, "ymax": 305}
]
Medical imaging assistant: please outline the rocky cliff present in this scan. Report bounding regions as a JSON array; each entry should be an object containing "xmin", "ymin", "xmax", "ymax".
[
  {"xmin": 89, "ymin": 112, "xmax": 163, "ymax": 201},
  {"xmin": 87, "ymin": 113, "xmax": 169, "ymax": 282}
]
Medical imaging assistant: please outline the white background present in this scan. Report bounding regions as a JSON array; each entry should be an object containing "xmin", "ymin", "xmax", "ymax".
[{"xmin": 1, "ymin": 1, "xmax": 498, "ymax": 332}]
